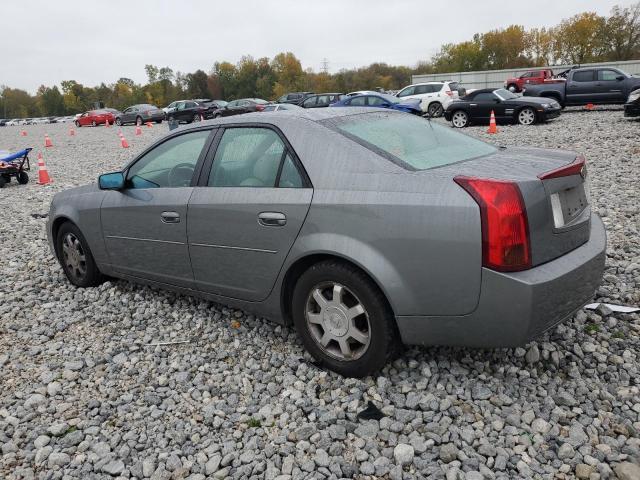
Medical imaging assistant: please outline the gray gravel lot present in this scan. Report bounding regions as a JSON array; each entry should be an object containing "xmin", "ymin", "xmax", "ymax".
[{"xmin": 0, "ymin": 110, "xmax": 639, "ymax": 480}]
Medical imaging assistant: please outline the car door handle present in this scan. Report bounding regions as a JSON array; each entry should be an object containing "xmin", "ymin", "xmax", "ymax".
[
  {"xmin": 258, "ymin": 212, "xmax": 286, "ymax": 227},
  {"xmin": 160, "ymin": 211, "xmax": 180, "ymax": 224}
]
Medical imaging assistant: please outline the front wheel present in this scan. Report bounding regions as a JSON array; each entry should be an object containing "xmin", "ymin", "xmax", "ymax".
[
  {"xmin": 451, "ymin": 110, "xmax": 469, "ymax": 128},
  {"xmin": 292, "ymin": 260, "xmax": 400, "ymax": 378},
  {"xmin": 427, "ymin": 102, "xmax": 443, "ymax": 117},
  {"xmin": 136, "ymin": 116, "xmax": 143, "ymax": 126},
  {"xmin": 507, "ymin": 84, "xmax": 518, "ymax": 93},
  {"xmin": 115, "ymin": 118, "xmax": 122, "ymax": 126},
  {"xmin": 92, "ymin": 120, "xmax": 97, "ymax": 127},
  {"xmin": 518, "ymin": 107, "xmax": 536, "ymax": 125},
  {"xmin": 192, "ymin": 113, "xmax": 201, "ymax": 123},
  {"xmin": 56, "ymin": 222, "xmax": 103, "ymax": 288}
]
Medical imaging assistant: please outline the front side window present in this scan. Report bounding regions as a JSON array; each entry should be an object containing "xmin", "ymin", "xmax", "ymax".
[
  {"xmin": 473, "ymin": 92, "xmax": 496, "ymax": 102},
  {"xmin": 209, "ymin": 128, "xmax": 285, "ymax": 187},
  {"xmin": 367, "ymin": 96, "xmax": 386, "ymax": 106},
  {"xmin": 127, "ymin": 130, "xmax": 211, "ymax": 188},
  {"xmin": 278, "ymin": 153, "xmax": 304, "ymax": 188},
  {"xmin": 326, "ymin": 112, "xmax": 497, "ymax": 171},
  {"xmin": 397, "ymin": 86, "xmax": 415, "ymax": 97},
  {"xmin": 597, "ymin": 69, "xmax": 620, "ymax": 81},
  {"xmin": 303, "ymin": 97, "xmax": 317, "ymax": 107}
]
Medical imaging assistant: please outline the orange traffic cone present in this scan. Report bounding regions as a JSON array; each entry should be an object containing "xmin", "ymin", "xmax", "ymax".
[
  {"xmin": 487, "ymin": 110, "xmax": 498, "ymax": 134},
  {"xmin": 44, "ymin": 134, "xmax": 53, "ymax": 147},
  {"xmin": 20, "ymin": 130, "xmax": 27, "ymax": 137},
  {"xmin": 146, "ymin": 121, "xmax": 153, "ymax": 128},
  {"xmin": 120, "ymin": 135, "xmax": 129, "ymax": 148},
  {"xmin": 69, "ymin": 126, "xmax": 75, "ymax": 136},
  {"xmin": 585, "ymin": 103, "xmax": 594, "ymax": 110},
  {"xmin": 135, "ymin": 125, "xmax": 142, "ymax": 136},
  {"xmin": 105, "ymin": 118, "xmax": 111, "ymax": 127},
  {"xmin": 37, "ymin": 153, "xmax": 53, "ymax": 185}
]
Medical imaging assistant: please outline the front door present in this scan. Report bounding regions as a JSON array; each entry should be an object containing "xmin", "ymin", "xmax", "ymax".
[
  {"xmin": 101, "ymin": 128, "xmax": 214, "ymax": 286},
  {"xmin": 188, "ymin": 126, "xmax": 312, "ymax": 301},
  {"xmin": 593, "ymin": 69, "xmax": 626, "ymax": 103}
]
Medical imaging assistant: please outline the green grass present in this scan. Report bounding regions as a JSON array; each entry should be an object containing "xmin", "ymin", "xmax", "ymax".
[
  {"xmin": 247, "ymin": 418, "xmax": 261, "ymax": 428},
  {"xmin": 585, "ymin": 323, "xmax": 600, "ymax": 334},
  {"xmin": 612, "ymin": 331, "xmax": 625, "ymax": 339}
]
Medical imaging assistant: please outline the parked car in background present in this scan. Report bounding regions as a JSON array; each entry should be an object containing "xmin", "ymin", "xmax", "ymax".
[
  {"xmin": 396, "ymin": 81, "xmax": 462, "ymax": 117},
  {"xmin": 624, "ymin": 89, "xmax": 640, "ymax": 117},
  {"xmin": 300, "ymin": 93, "xmax": 346, "ymax": 108},
  {"xmin": 115, "ymin": 104, "xmax": 164, "ymax": 126},
  {"xmin": 445, "ymin": 88, "xmax": 561, "ymax": 128},
  {"xmin": 277, "ymin": 92, "xmax": 314, "ymax": 105},
  {"xmin": 5, "ymin": 119, "xmax": 23, "ymax": 126},
  {"xmin": 75, "ymin": 110, "xmax": 114, "ymax": 127},
  {"xmin": 331, "ymin": 93, "xmax": 422, "ymax": 115},
  {"xmin": 346, "ymin": 90, "xmax": 380, "ymax": 97},
  {"xmin": 523, "ymin": 67, "xmax": 640, "ymax": 107},
  {"xmin": 215, "ymin": 98, "xmax": 270, "ymax": 117},
  {"xmin": 163, "ymin": 101, "xmax": 180, "ymax": 115},
  {"xmin": 104, "ymin": 108, "xmax": 122, "ymax": 118},
  {"xmin": 47, "ymin": 108, "xmax": 605, "ymax": 377},
  {"xmin": 262, "ymin": 103, "xmax": 304, "ymax": 112},
  {"xmin": 504, "ymin": 69, "xmax": 554, "ymax": 93}
]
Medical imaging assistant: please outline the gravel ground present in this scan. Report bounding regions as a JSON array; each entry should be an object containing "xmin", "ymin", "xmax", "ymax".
[{"xmin": 0, "ymin": 110, "xmax": 639, "ymax": 480}]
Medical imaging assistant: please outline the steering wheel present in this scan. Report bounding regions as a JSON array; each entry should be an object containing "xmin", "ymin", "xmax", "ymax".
[{"xmin": 168, "ymin": 163, "xmax": 195, "ymax": 187}]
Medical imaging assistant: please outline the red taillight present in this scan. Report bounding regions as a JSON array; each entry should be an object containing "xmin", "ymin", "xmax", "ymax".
[
  {"xmin": 537, "ymin": 155, "xmax": 586, "ymax": 180},
  {"xmin": 255, "ymin": 104, "xmax": 265, "ymax": 111},
  {"xmin": 445, "ymin": 90, "xmax": 453, "ymax": 96},
  {"xmin": 455, "ymin": 176, "xmax": 531, "ymax": 272}
]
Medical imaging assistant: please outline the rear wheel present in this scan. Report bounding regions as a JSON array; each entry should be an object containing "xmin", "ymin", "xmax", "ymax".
[
  {"xmin": 56, "ymin": 222, "xmax": 103, "ymax": 287},
  {"xmin": 451, "ymin": 110, "xmax": 469, "ymax": 128},
  {"xmin": 91, "ymin": 120, "xmax": 97, "ymax": 127},
  {"xmin": 115, "ymin": 117, "xmax": 122, "ymax": 126},
  {"xmin": 427, "ymin": 102, "xmax": 443, "ymax": 117},
  {"xmin": 292, "ymin": 260, "xmax": 400, "ymax": 378},
  {"xmin": 16, "ymin": 171, "xmax": 28, "ymax": 184},
  {"xmin": 518, "ymin": 107, "xmax": 536, "ymax": 125},
  {"xmin": 192, "ymin": 113, "xmax": 201, "ymax": 123}
]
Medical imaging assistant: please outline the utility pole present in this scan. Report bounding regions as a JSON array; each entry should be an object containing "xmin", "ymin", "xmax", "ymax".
[{"xmin": 321, "ymin": 58, "xmax": 329, "ymax": 74}]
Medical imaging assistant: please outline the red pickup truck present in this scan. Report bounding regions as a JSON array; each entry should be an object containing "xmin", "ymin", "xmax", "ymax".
[{"xmin": 504, "ymin": 69, "xmax": 554, "ymax": 93}]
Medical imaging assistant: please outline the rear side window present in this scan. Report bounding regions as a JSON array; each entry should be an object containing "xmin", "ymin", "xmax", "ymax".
[
  {"xmin": 573, "ymin": 70, "xmax": 594, "ymax": 82},
  {"xmin": 278, "ymin": 154, "xmax": 304, "ymax": 188},
  {"xmin": 209, "ymin": 128, "xmax": 285, "ymax": 187},
  {"xmin": 326, "ymin": 112, "xmax": 496, "ymax": 171}
]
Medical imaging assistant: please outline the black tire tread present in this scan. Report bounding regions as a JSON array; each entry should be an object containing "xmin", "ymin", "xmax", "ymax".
[{"xmin": 56, "ymin": 222, "xmax": 104, "ymax": 288}]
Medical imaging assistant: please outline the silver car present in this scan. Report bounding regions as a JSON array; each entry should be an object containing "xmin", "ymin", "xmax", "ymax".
[{"xmin": 47, "ymin": 109, "xmax": 606, "ymax": 377}]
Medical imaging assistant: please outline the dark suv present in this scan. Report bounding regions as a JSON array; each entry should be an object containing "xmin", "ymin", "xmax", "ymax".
[
  {"xmin": 277, "ymin": 92, "xmax": 314, "ymax": 105},
  {"xmin": 300, "ymin": 93, "xmax": 346, "ymax": 108}
]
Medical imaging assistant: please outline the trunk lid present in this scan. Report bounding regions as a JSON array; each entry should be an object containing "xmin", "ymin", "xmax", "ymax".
[{"xmin": 437, "ymin": 146, "xmax": 591, "ymax": 267}]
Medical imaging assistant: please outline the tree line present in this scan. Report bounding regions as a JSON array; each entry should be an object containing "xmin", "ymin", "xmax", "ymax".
[{"xmin": 1, "ymin": 2, "xmax": 638, "ymax": 118}]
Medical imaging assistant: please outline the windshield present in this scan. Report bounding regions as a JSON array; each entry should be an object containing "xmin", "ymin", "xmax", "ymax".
[
  {"xmin": 326, "ymin": 112, "xmax": 496, "ymax": 171},
  {"xmin": 494, "ymin": 88, "xmax": 518, "ymax": 100}
]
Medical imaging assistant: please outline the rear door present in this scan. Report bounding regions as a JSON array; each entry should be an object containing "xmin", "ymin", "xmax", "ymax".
[
  {"xmin": 566, "ymin": 70, "xmax": 596, "ymax": 104},
  {"xmin": 101, "ymin": 128, "xmax": 214, "ymax": 286},
  {"xmin": 187, "ymin": 126, "xmax": 313, "ymax": 300}
]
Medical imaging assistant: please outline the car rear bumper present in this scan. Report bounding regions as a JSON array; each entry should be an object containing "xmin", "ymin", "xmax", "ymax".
[
  {"xmin": 396, "ymin": 214, "xmax": 606, "ymax": 347},
  {"xmin": 624, "ymin": 102, "xmax": 640, "ymax": 117}
]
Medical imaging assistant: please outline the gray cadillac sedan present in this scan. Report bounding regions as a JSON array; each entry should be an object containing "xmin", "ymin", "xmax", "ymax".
[{"xmin": 47, "ymin": 108, "xmax": 606, "ymax": 377}]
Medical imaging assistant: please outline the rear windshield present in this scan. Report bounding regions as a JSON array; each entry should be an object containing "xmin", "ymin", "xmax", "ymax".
[{"xmin": 325, "ymin": 112, "xmax": 496, "ymax": 171}]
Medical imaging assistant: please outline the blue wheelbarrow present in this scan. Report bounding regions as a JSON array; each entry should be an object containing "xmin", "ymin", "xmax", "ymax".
[{"xmin": 0, "ymin": 148, "xmax": 32, "ymax": 188}]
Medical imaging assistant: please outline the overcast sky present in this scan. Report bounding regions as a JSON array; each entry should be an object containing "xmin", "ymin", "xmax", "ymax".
[{"xmin": 1, "ymin": 0, "xmax": 628, "ymax": 93}]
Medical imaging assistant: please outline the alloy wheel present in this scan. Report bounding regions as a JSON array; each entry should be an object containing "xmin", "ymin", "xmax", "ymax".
[
  {"xmin": 452, "ymin": 111, "xmax": 468, "ymax": 128},
  {"xmin": 61, "ymin": 233, "xmax": 87, "ymax": 283},
  {"xmin": 305, "ymin": 282, "xmax": 371, "ymax": 361},
  {"xmin": 518, "ymin": 108, "xmax": 535, "ymax": 125}
]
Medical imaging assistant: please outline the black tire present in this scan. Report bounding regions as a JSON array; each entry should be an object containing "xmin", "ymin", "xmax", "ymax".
[
  {"xmin": 92, "ymin": 120, "xmax": 97, "ymax": 127},
  {"xmin": 291, "ymin": 260, "xmax": 400, "ymax": 378},
  {"xmin": 2, "ymin": 173, "xmax": 11, "ymax": 183},
  {"xmin": 56, "ymin": 222, "xmax": 103, "ymax": 288},
  {"xmin": 115, "ymin": 117, "xmax": 122, "ymax": 126},
  {"xmin": 136, "ymin": 116, "xmax": 143, "ymax": 126},
  {"xmin": 517, "ymin": 107, "xmax": 537, "ymax": 125},
  {"xmin": 507, "ymin": 84, "xmax": 519, "ymax": 93},
  {"xmin": 192, "ymin": 113, "xmax": 201, "ymax": 123},
  {"xmin": 75, "ymin": 120, "xmax": 81, "ymax": 128},
  {"xmin": 0, "ymin": 176, "xmax": 6, "ymax": 188},
  {"xmin": 427, "ymin": 102, "xmax": 443, "ymax": 117},
  {"xmin": 16, "ymin": 171, "xmax": 28, "ymax": 184}
]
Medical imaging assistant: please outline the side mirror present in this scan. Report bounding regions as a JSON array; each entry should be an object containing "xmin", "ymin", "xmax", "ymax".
[
  {"xmin": 99, "ymin": 172, "xmax": 125, "ymax": 190},
  {"xmin": 616, "ymin": 75, "xmax": 625, "ymax": 81}
]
